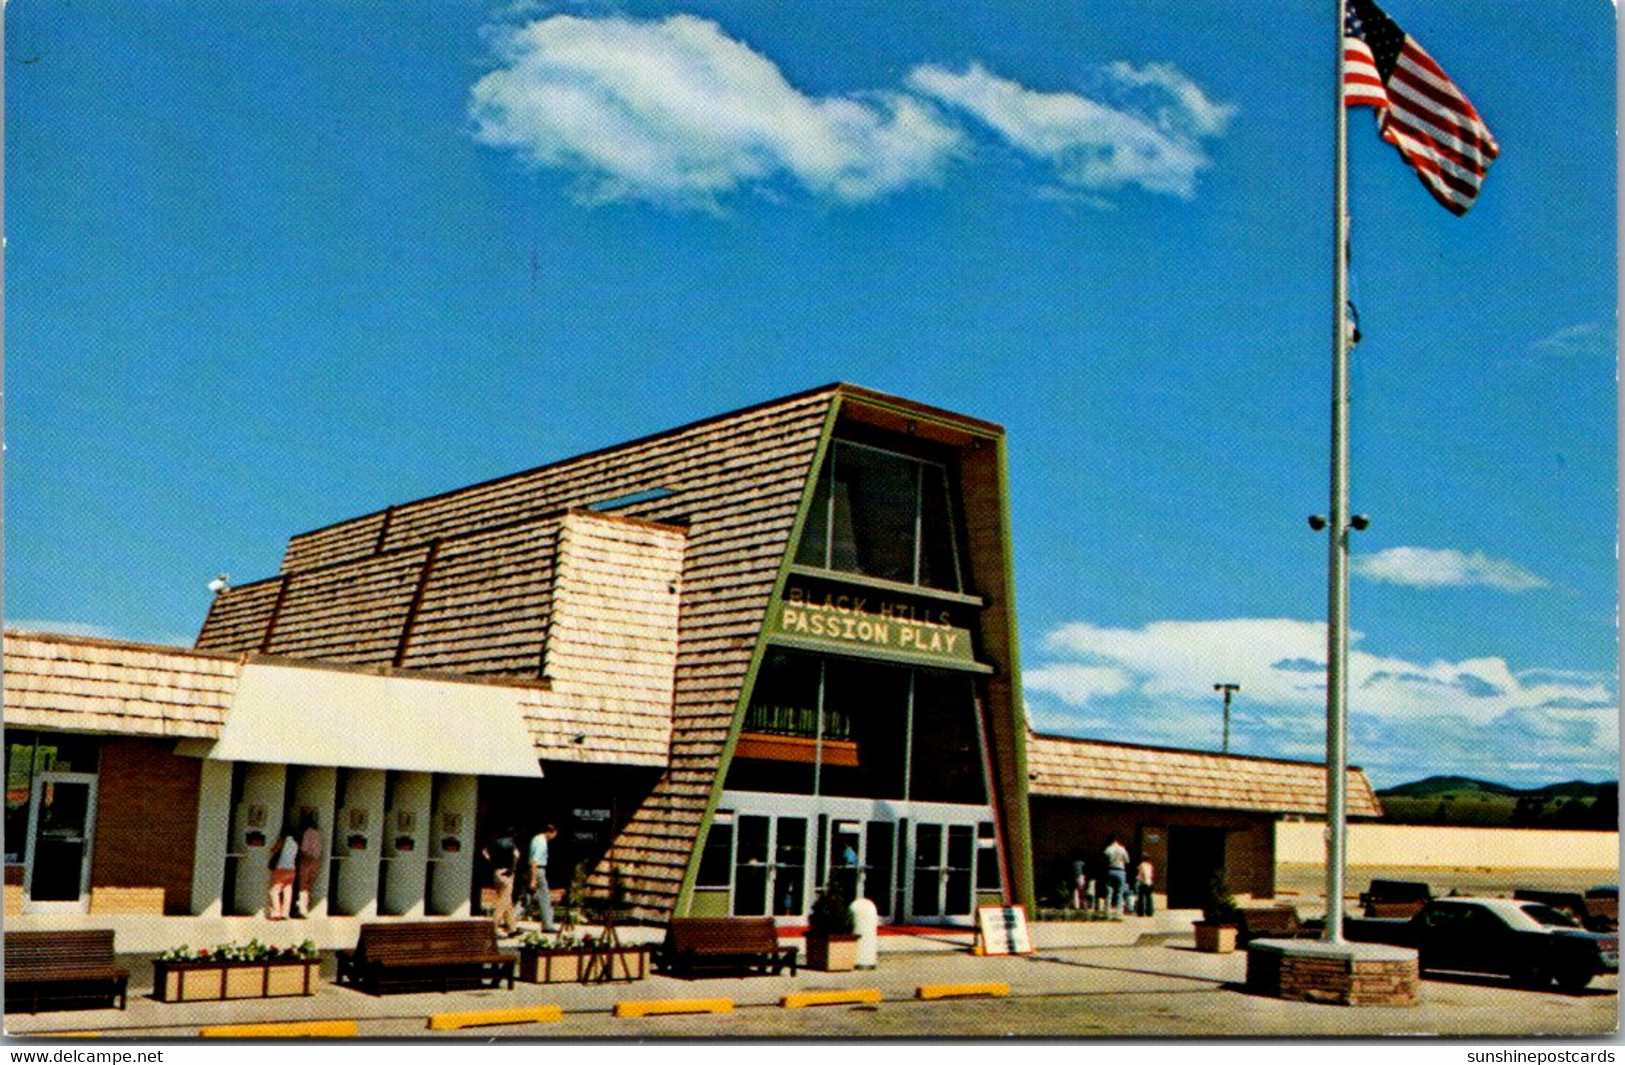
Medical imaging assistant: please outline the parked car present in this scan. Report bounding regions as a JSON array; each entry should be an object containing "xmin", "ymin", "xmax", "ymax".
[
  {"xmin": 1358, "ymin": 878, "xmax": 1431, "ymax": 918},
  {"xmin": 1345, "ymin": 897, "xmax": 1619, "ymax": 992},
  {"xmin": 1513, "ymin": 889, "xmax": 1618, "ymax": 933}
]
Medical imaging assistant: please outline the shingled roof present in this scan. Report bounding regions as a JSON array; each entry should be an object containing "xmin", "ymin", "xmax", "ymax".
[
  {"xmin": 1027, "ymin": 732, "xmax": 1383, "ymax": 818},
  {"xmin": 4, "ymin": 631, "xmax": 241, "ymax": 740},
  {"xmin": 196, "ymin": 386, "xmax": 841, "ymax": 916}
]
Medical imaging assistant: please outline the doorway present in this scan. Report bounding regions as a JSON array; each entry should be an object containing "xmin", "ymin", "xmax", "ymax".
[
  {"xmin": 732, "ymin": 814, "xmax": 809, "ymax": 917},
  {"xmin": 1166, "ymin": 826, "xmax": 1227, "ymax": 910},
  {"xmin": 907, "ymin": 821, "xmax": 975, "ymax": 922},
  {"xmin": 23, "ymin": 772, "xmax": 98, "ymax": 912}
]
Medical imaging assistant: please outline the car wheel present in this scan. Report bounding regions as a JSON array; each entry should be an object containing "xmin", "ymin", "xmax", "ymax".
[
  {"xmin": 1514, "ymin": 962, "xmax": 1552, "ymax": 989},
  {"xmin": 1554, "ymin": 968, "xmax": 1593, "ymax": 993}
]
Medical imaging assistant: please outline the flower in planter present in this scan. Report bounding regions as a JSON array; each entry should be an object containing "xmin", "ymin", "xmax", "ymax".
[{"xmin": 155, "ymin": 939, "xmax": 318, "ymax": 963}]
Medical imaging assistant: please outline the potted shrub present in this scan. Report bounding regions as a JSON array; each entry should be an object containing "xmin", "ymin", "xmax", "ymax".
[
  {"xmin": 152, "ymin": 939, "xmax": 321, "ymax": 1002},
  {"xmin": 804, "ymin": 881, "xmax": 859, "ymax": 972},
  {"xmin": 1193, "ymin": 870, "xmax": 1240, "ymax": 954}
]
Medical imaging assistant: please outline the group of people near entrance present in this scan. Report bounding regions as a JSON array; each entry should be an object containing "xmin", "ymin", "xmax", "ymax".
[
  {"xmin": 1072, "ymin": 836, "xmax": 1155, "ymax": 917},
  {"xmin": 482, "ymin": 824, "xmax": 561, "ymax": 938},
  {"xmin": 266, "ymin": 812, "xmax": 325, "ymax": 920}
]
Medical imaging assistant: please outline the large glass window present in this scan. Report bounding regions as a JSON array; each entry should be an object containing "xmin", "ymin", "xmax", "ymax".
[
  {"xmin": 727, "ymin": 652, "xmax": 985, "ymax": 806},
  {"xmin": 910, "ymin": 672, "xmax": 988, "ymax": 805},
  {"xmin": 819, "ymin": 660, "xmax": 909, "ymax": 800},
  {"xmin": 796, "ymin": 441, "xmax": 964, "ymax": 592},
  {"xmin": 696, "ymin": 814, "xmax": 734, "ymax": 889},
  {"xmin": 5, "ymin": 732, "xmax": 100, "ymax": 866}
]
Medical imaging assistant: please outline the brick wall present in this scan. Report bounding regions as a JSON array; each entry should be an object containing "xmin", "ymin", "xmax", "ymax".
[{"xmin": 90, "ymin": 739, "xmax": 202, "ymax": 915}]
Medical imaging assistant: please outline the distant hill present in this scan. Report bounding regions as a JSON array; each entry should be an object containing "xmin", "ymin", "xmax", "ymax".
[
  {"xmin": 1376, "ymin": 777, "xmax": 1617, "ymax": 830},
  {"xmin": 1378, "ymin": 775, "xmax": 1521, "ymax": 799}
]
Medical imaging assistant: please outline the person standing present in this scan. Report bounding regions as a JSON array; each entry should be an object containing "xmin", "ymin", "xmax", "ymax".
[
  {"xmin": 266, "ymin": 822, "xmax": 299, "ymax": 919},
  {"xmin": 528, "ymin": 824, "xmax": 560, "ymax": 932},
  {"xmin": 482, "ymin": 827, "xmax": 520, "ymax": 937},
  {"xmin": 1135, "ymin": 856, "xmax": 1156, "ymax": 917},
  {"xmin": 294, "ymin": 811, "xmax": 324, "ymax": 918},
  {"xmin": 1103, "ymin": 836, "xmax": 1130, "ymax": 916}
]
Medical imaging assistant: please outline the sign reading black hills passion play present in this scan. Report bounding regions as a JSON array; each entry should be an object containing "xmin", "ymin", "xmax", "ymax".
[{"xmin": 768, "ymin": 580, "xmax": 981, "ymax": 668}]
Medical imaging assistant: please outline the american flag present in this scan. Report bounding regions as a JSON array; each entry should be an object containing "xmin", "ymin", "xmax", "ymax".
[{"xmin": 1343, "ymin": 0, "xmax": 1499, "ymax": 215}]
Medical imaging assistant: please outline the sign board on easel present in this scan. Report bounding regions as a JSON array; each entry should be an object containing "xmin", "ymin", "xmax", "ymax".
[{"xmin": 974, "ymin": 904, "xmax": 1033, "ymax": 956}]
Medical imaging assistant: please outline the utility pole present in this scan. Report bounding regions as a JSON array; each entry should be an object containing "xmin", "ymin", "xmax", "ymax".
[{"xmin": 1213, "ymin": 683, "xmax": 1241, "ymax": 755}]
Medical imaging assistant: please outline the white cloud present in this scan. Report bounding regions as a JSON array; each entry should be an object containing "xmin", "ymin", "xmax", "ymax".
[
  {"xmin": 5, "ymin": 618, "xmax": 192, "ymax": 647},
  {"xmin": 1530, "ymin": 321, "xmax": 1612, "ymax": 357},
  {"xmin": 6, "ymin": 618, "xmax": 125, "ymax": 640},
  {"xmin": 470, "ymin": 16, "xmax": 1234, "ymax": 208},
  {"xmin": 906, "ymin": 62, "xmax": 1232, "ymax": 199},
  {"xmin": 469, "ymin": 14, "xmax": 964, "ymax": 206},
  {"xmin": 1101, "ymin": 61, "xmax": 1235, "ymax": 137},
  {"xmin": 1026, "ymin": 616, "xmax": 1617, "ymax": 787},
  {"xmin": 1352, "ymin": 546, "xmax": 1547, "ymax": 591}
]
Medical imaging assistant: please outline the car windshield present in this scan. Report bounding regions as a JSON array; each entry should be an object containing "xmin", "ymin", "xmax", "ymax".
[{"xmin": 1518, "ymin": 902, "xmax": 1581, "ymax": 928}]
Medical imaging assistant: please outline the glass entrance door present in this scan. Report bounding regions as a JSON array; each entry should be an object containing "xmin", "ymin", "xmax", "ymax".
[
  {"xmin": 24, "ymin": 773, "xmax": 97, "ymax": 912},
  {"xmin": 907, "ymin": 822, "xmax": 975, "ymax": 923},
  {"xmin": 732, "ymin": 814, "xmax": 810, "ymax": 918}
]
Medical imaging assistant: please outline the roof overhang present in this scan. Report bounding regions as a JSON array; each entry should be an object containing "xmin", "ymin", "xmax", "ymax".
[{"xmin": 178, "ymin": 660, "xmax": 542, "ymax": 778}]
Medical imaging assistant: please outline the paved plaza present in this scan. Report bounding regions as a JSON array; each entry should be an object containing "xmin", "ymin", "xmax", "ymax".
[{"xmin": 6, "ymin": 920, "xmax": 1616, "ymax": 1041}]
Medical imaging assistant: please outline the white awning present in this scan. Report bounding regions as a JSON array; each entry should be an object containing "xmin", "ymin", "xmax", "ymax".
[{"xmin": 183, "ymin": 661, "xmax": 542, "ymax": 778}]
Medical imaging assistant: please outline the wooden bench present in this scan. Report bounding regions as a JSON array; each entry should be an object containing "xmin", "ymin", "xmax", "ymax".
[
  {"xmin": 1235, "ymin": 906, "xmax": 1319, "ymax": 946},
  {"xmin": 5, "ymin": 930, "xmax": 129, "ymax": 1013},
  {"xmin": 652, "ymin": 918, "xmax": 798, "ymax": 978},
  {"xmin": 335, "ymin": 921, "xmax": 515, "ymax": 995}
]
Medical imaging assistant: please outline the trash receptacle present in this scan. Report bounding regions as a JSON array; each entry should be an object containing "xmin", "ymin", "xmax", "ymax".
[{"xmin": 851, "ymin": 896, "xmax": 879, "ymax": 969}]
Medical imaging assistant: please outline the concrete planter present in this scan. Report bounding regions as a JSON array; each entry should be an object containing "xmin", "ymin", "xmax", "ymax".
[
  {"xmin": 153, "ymin": 958, "xmax": 322, "ymax": 1002},
  {"xmin": 805, "ymin": 933, "xmax": 860, "ymax": 972},
  {"xmin": 517, "ymin": 946, "xmax": 649, "ymax": 984},
  {"xmin": 1193, "ymin": 922, "xmax": 1238, "ymax": 954}
]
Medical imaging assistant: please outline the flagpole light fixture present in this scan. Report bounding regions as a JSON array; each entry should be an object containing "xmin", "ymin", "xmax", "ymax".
[{"xmin": 1307, "ymin": 514, "xmax": 1369, "ymax": 532}]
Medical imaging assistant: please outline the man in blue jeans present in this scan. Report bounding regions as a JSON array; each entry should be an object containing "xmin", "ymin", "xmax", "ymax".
[
  {"xmin": 1104, "ymin": 837, "xmax": 1130, "ymax": 916},
  {"xmin": 528, "ymin": 824, "xmax": 561, "ymax": 932}
]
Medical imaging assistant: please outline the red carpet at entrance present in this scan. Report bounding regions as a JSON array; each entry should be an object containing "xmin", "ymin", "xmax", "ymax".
[{"xmin": 778, "ymin": 924, "xmax": 972, "ymax": 938}]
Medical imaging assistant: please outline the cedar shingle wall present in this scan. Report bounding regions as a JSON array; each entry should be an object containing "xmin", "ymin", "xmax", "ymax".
[
  {"xmin": 197, "ymin": 390, "xmax": 838, "ymax": 916},
  {"xmin": 525, "ymin": 511, "xmax": 685, "ymax": 767},
  {"xmin": 262, "ymin": 547, "xmax": 431, "ymax": 664},
  {"xmin": 399, "ymin": 518, "xmax": 560, "ymax": 675},
  {"xmin": 1026, "ymin": 733, "xmax": 1384, "ymax": 818},
  {"xmin": 3, "ymin": 632, "xmax": 239, "ymax": 739},
  {"xmin": 195, "ymin": 580, "xmax": 283, "ymax": 654}
]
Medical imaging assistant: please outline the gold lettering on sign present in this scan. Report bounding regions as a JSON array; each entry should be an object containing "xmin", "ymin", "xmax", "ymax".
[{"xmin": 774, "ymin": 589, "xmax": 975, "ymax": 665}]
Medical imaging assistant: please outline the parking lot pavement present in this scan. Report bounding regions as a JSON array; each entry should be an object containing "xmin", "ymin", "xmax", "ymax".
[{"xmin": 6, "ymin": 936, "xmax": 1617, "ymax": 1040}]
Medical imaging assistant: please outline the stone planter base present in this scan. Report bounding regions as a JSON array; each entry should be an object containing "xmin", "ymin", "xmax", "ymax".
[
  {"xmin": 153, "ymin": 959, "xmax": 322, "ymax": 1002},
  {"xmin": 1246, "ymin": 939, "xmax": 1419, "ymax": 1007}
]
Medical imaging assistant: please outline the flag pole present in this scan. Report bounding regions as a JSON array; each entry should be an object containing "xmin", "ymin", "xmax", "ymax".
[{"xmin": 1324, "ymin": 0, "xmax": 1352, "ymax": 946}]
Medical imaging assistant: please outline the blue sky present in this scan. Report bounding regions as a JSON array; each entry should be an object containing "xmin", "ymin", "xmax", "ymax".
[{"xmin": 6, "ymin": 1, "xmax": 1616, "ymax": 789}]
